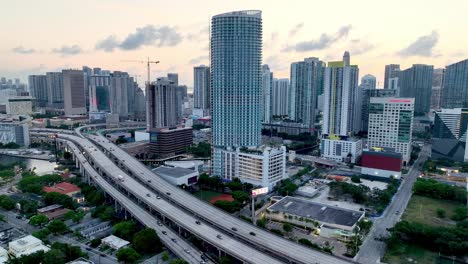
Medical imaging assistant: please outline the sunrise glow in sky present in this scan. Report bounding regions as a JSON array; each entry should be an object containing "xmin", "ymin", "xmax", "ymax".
[{"xmin": 2, "ymin": 0, "xmax": 467, "ymax": 90}]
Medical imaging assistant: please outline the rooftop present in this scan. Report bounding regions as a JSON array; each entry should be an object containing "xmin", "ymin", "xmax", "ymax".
[
  {"xmin": 213, "ymin": 10, "xmax": 261, "ymax": 19},
  {"xmin": 43, "ymin": 182, "xmax": 81, "ymax": 195},
  {"xmin": 164, "ymin": 160, "xmax": 204, "ymax": 169},
  {"xmin": 101, "ymin": 235, "xmax": 130, "ymax": 249},
  {"xmin": 267, "ymin": 196, "xmax": 364, "ymax": 227},
  {"xmin": 153, "ymin": 166, "xmax": 197, "ymax": 178},
  {"xmin": 37, "ymin": 204, "xmax": 63, "ymax": 213},
  {"xmin": 66, "ymin": 257, "xmax": 94, "ymax": 264}
]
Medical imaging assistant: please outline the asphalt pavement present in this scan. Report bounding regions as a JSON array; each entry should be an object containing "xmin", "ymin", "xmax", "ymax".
[{"xmin": 355, "ymin": 144, "xmax": 431, "ymax": 264}]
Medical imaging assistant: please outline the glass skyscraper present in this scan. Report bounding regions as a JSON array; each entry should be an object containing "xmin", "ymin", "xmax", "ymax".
[
  {"xmin": 399, "ymin": 64, "xmax": 433, "ymax": 115},
  {"xmin": 211, "ymin": 10, "xmax": 262, "ymax": 177},
  {"xmin": 441, "ymin": 59, "xmax": 468, "ymax": 108}
]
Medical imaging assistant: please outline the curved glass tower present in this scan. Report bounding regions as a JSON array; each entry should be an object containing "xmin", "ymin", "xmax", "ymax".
[{"xmin": 211, "ymin": 10, "xmax": 262, "ymax": 176}]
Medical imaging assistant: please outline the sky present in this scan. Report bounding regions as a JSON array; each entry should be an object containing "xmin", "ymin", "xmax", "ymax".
[{"xmin": 1, "ymin": 0, "xmax": 468, "ymax": 91}]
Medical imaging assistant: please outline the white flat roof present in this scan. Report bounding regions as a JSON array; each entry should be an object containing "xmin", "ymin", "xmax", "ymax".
[{"xmin": 101, "ymin": 235, "xmax": 130, "ymax": 249}]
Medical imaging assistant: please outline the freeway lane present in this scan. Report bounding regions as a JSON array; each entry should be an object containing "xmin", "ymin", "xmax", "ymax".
[
  {"xmin": 58, "ymin": 138, "xmax": 204, "ymax": 264},
  {"xmin": 48, "ymin": 133, "xmax": 283, "ymax": 264},
  {"xmin": 355, "ymin": 145, "xmax": 431, "ymax": 264},
  {"xmin": 87, "ymin": 132, "xmax": 352, "ymax": 264}
]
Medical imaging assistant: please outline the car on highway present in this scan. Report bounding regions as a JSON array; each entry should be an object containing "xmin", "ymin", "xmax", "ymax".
[
  {"xmin": 162, "ymin": 231, "xmax": 167, "ymax": 235},
  {"xmin": 216, "ymin": 234, "xmax": 222, "ymax": 239},
  {"xmin": 249, "ymin": 231, "xmax": 256, "ymax": 236},
  {"xmin": 146, "ymin": 193, "xmax": 150, "ymax": 197},
  {"xmin": 156, "ymin": 195, "xmax": 161, "ymax": 199},
  {"xmin": 231, "ymin": 227, "xmax": 237, "ymax": 231},
  {"xmin": 100, "ymin": 253, "xmax": 106, "ymax": 257},
  {"xmin": 195, "ymin": 220, "xmax": 201, "ymax": 225},
  {"xmin": 166, "ymin": 192, "xmax": 171, "ymax": 195},
  {"xmin": 86, "ymin": 247, "xmax": 91, "ymax": 251},
  {"xmin": 171, "ymin": 238, "xmax": 177, "ymax": 243},
  {"xmin": 396, "ymin": 210, "xmax": 400, "ymax": 215},
  {"xmin": 184, "ymin": 248, "xmax": 190, "ymax": 253},
  {"xmin": 157, "ymin": 221, "xmax": 162, "ymax": 226}
]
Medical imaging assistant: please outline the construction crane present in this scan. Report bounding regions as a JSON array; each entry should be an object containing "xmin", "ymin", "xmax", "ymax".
[{"xmin": 121, "ymin": 57, "xmax": 160, "ymax": 85}]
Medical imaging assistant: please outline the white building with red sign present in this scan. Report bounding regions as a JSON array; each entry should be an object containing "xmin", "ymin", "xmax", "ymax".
[{"xmin": 367, "ymin": 97, "xmax": 414, "ymax": 164}]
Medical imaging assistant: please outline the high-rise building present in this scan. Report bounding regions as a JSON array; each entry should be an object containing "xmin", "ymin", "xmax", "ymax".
[
  {"xmin": 46, "ymin": 72, "xmax": 64, "ymax": 109},
  {"xmin": 0, "ymin": 122, "xmax": 29, "ymax": 147},
  {"xmin": 441, "ymin": 58, "xmax": 468, "ymax": 109},
  {"xmin": 134, "ymin": 87, "xmax": 146, "ymax": 121},
  {"xmin": 432, "ymin": 108, "xmax": 468, "ymax": 162},
  {"xmin": 360, "ymin": 89, "xmax": 397, "ymax": 132},
  {"xmin": 262, "ymin": 65, "xmax": 273, "ymax": 123},
  {"xmin": 384, "ymin": 64, "xmax": 400, "ymax": 89},
  {"xmin": 89, "ymin": 74, "xmax": 110, "ymax": 112},
  {"xmin": 431, "ymin": 68, "xmax": 444, "ymax": 110},
  {"xmin": 62, "ymin": 70, "xmax": 86, "ymax": 115},
  {"xmin": 399, "ymin": 64, "xmax": 433, "ymax": 115},
  {"xmin": 211, "ymin": 10, "xmax": 267, "ymax": 180},
  {"xmin": 167, "ymin": 73, "xmax": 179, "ymax": 86},
  {"xmin": 360, "ymin": 74, "xmax": 377, "ymax": 90},
  {"xmin": 147, "ymin": 77, "xmax": 178, "ymax": 130},
  {"xmin": 272, "ymin": 78, "xmax": 289, "ymax": 117},
  {"xmin": 343, "ymin": 51, "xmax": 350, "ymax": 67},
  {"xmin": 322, "ymin": 57, "xmax": 359, "ymax": 136},
  {"xmin": 110, "ymin": 72, "xmax": 132, "ymax": 119},
  {"xmin": 289, "ymin": 58, "xmax": 325, "ymax": 128},
  {"xmin": 367, "ymin": 97, "xmax": 414, "ymax": 163},
  {"xmin": 193, "ymin": 65, "xmax": 210, "ymax": 111},
  {"xmin": 28, "ymin": 75, "xmax": 48, "ymax": 107}
]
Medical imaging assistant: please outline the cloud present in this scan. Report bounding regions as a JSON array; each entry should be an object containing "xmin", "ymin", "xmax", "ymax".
[
  {"xmin": 289, "ymin": 23, "xmax": 304, "ymax": 37},
  {"xmin": 265, "ymin": 55, "xmax": 288, "ymax": 72},
  {"xmin": 52, "ymin": 45, "xmax": 83, "ymax": 56},
  {"xmin": 12, "ymin": 46, "xmax": 36, "ymax": 54},
  {"xmin": 95, "ymin": 35, "xmax": 120, "ymax": 52},
  {"xmin": 96, "ymin": 25, "xmax": 183, "ymax": 52},
  {"xmin": 264, "ymin": 32, "xmax": 279, "ymax": 48},
  {"xmin": 398, "ymin": 31, "xmax": 439, "ymax": 57},
  {"xmin": 349, "ymin": 39, "xmax": 375, "ymax": 55},
  {"xmin": 283, "ymin": 25, "xmax": 352, "ymax": 52},
  {"xmin": 186, "ymin": 26, "xmax": 209, "ymax": 41},
  {"xmin": 189, "ymin": 55, "xmax": 209, "ymax": 65}
]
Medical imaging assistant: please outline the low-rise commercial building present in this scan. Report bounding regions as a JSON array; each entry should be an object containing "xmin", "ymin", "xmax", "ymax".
[
  {"xmin": 164, "ymin": 160, "xmax": 204, "ymax": 172},
  {"xmin": 152, "ymin": 166, "xmax": 199, "ymax": 186},
  {"xmin": 101, "ymin": 235, "xmax": 130, "ymax": 250},
  {"xmin": 8, "ymin": 235, "xmax": 50, "ymax": 257},
  {"xmin": 148, "ymin": 126, "xmax": 193, "ymax": 158},
  {"xmin": 266, "ymin": 196, "xmax": 364, "ymax": 239},
  {"xmin": 361, "ymin": 148, "xmax": 402, "ymax": 179},
  {"xmin": 0, "ymin": 247, "xmax": 8, "ymax": 264},
  {"xmin": 321, "ymin": 136, "xmax": 362, "ymax": 164},
  {"xmin": 43, "ymin": 182, "xmax": 84, "ymax": 203}
]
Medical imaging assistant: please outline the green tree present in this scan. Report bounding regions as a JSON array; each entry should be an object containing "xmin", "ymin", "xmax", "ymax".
[
  {"xmin": 213, "ymin": 200, "xmax": 240, "ymax": 213},
  {"xmin": 42, "ymin": 249, "xmax": 66, "ymax": 264},
  {"xmin": 0, "ymin": 195, "xmax": 16, "ymax": 210},
  {"xmin": 232, "ymin": 191, "xmax": 249, "ymax": 204},
  {"xmin": 170, "ymin": 259, "xmax": 188, "ymax": 264},
  {"xmin": 283, "ymin": 223, "xmax": 293, "ymax": 232},
  {"xmin": 63, "ymin": 152, "xmax": 72, "ymax": 160},
  {"xmin": 436, "ymin": 208, "xmax": 446, "ymax": 218},
  {"xmin": 20, "ymin": 200, "xmax": 38, "ymax": 216},
  {"xmin": 29, "ymin": 214, "xmax": 49, "ymax": 226},
  {"xmin": 256, "ymin": 217, "xmax": 268, "ymax": 229},
  {"xmin": 47, "ymin": 220, "xmax": 68, "ymax": 234},
  {"xmin": 90, "ymin": 238, "xmax": 101, "ymax": 248},
  {"xmin": 116, "ymin": 247, "xmax": 141, "ymax": 264},
  {"xmin": 133, "ymin": 228, "xmax": 163, "ymax": 254},
  {"xmin": 351, "ymin": 175, "xmax": 361, "ymax": 183},
  {"xmin": 44, "ymin": 192, "xmax": 76, "ymax": 209},
  {"xmin": 113, "ymin": 221, "xmax": 138, "ymax": 241},
  {"xmin": 50, "ymin": 242, "xmax": 87, "ymax": 262},
  {"xmin": 451, "ymin": 207, "xmax": 468, "ymax": 221},
  {"xmin": 8, "ymin": 251, "xmax": 45, "ymax": 264},
  {"xmin": 161, "ymin": 251, "xmax": 170, "ymax": 261},
  {"xmin": 32, "ymin": 229, "xmax": 51, "ymax": 241}
]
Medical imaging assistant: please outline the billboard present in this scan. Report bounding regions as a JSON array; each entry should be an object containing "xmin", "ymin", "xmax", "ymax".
[{"xmin": 251, "ymin": 187, "xmax": 269, "ymax": 197}]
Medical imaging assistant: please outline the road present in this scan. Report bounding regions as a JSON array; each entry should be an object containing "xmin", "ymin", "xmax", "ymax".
[{"xmin": 355, "ymin": 145, "xmax": 431, "ymax": 264}]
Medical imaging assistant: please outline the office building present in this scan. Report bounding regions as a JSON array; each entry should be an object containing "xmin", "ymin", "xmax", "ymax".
[
  {"xmin": 322, "ymin": 53, "xmax": 360, "ymax": 136},
  {"xmin": 46, "ymin": 72, "xmax": 64, "ymax": 109},
  {"xmin": 193, "ymin": 65, "xmax": 210, "ymax": 111},
  {"xmin": 0, "ymin": 122, "xmax": 30, "ymax": 147},
  {"xmin": 147, "ymin": 77, "xmax": 178, "ymax": 130},
  {"xmin": 167, "ymin": 73, "xmax": 179, "ymax": 86},
  {"xmin": 367, "ymin": 97, "xmax": 414, "ymax": 164},
  {"xmin": 432, "ymin": 108, "xmax": 468, "ymax": 162},
  {"xmin": 289, "ymin": 57, "xmax": 325, "ymax": 128},
  {"xmin": 384, "ymin": 64, "xmax": 400, "ymax": 89},
  {"xmin": 431, "ymin": 68, "xmax": 444, "ymax": 110},
  {"xmin": 221, "ymin": 146, "xmax": 286, "ymax": 188},
  {"xmin": 211, "ymin": 10, "xmax": 263, "ymax": 177},
  {"xmin": 272, "ymin": 78, "xmax": 289, "ymax": 117},
  {"xmin": 360, "ymin": 74, "xmax": 376, "ymax": 90},
  {"xmin": 134, "ymin": 87, "xmax": 146, "ymax": 121},
  {"xmin": 148, "ymin": 126, "xmax": 193, "ymax": 158},
  {"xmin": 399, "ymin": 64, "xmax": 433, "ymax": 115},
  {"xmin": 441, "ymin": 58, "xmax": 468, "ymax": 108},
  {"xmin": 262, "ymin": 65, "xmax": 273, "ymax": 123},
  {"xmin": 321, "ymin": 136, "xmax": 362, "ymax": 163},
  {"xmin": 4, "ymin": 96, "xmax": 34, "ymax": 115},
  {"xmin": 175, "ymin": 85, "xmax": 187, "ymax": 120},
  {"xmin": 28, "ymin": 75, "xmax": 48, "ymax": 107},
  {"xmin": 63, "ymin": 70, "xmax": 86, "ymax": 115},
  {"xmin": 360, "ymin": 89, "xmax": 397, "ymax": 132}
]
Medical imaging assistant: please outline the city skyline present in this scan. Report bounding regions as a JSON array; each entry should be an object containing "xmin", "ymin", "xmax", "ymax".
[{"xmin": 2, "ymin": 0, "xmax": 468, "ymax": 89}]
